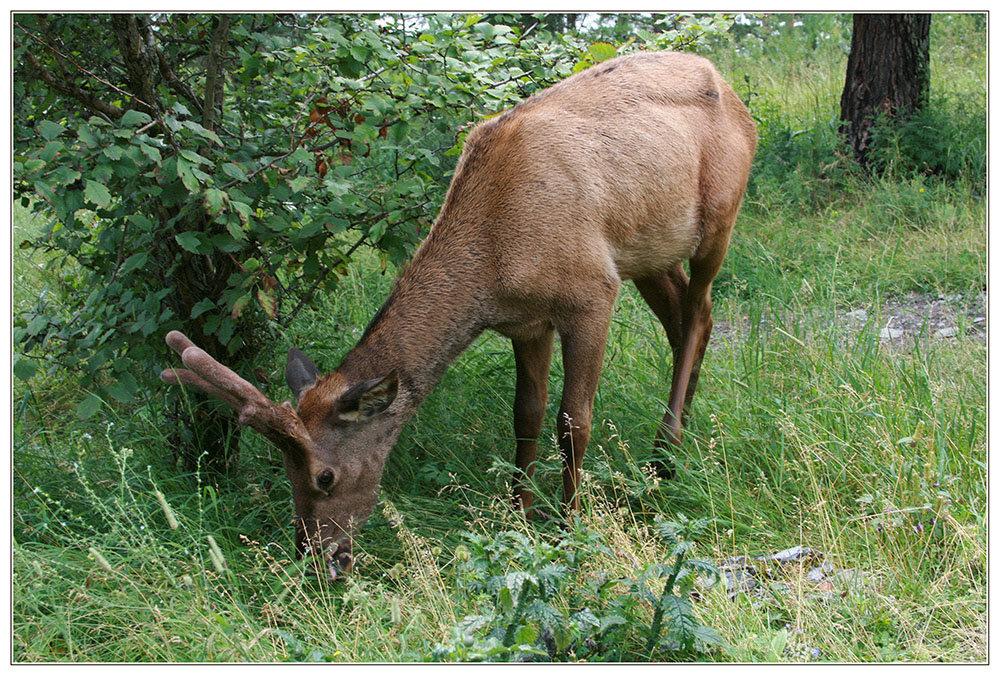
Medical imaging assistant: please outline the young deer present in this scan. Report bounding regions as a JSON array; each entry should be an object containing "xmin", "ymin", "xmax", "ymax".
[{"xmin": 161, "ymin": 51, "xmax": 757, "ymax": 580}]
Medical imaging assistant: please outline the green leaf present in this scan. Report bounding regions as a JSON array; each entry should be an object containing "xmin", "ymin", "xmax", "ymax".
[
  {"xmin": 691, "ymin": 624, "xmax": 726, "ymax": 650},
  {"xmin": 138, "ymin": 141, "xmax": 162, "ymax": 163},
  {"xmin": 118, "ymin": 252, "xmax": 149, "ymax": 275},
  {"xmin": 216, "ymin": 316, "xmax": 235, "ymax": 346},
  {"xmin": 26, "ymin": 315, "xmax": 49, "ymax": 337},
  {"xmin": 84, "ymin": 180, "xmax": 112, "ymax": 207},
  {"xmin": 20, "ymin": 158, "xmax": 46, "ymax": 174},
  {"xmin": 51, "ymin": 166, "xmax": 82, "ymax": 185},
  {"xmin": 598, "ymin": 614, "xmax": 628, "ymax": 634},
  {"xmin": 498, "ymin": 586, "xmax": 513, "ymax": 613},
  {"xmin": 179, "ymin": 149, "xmax": 211, "ymax": 165},
  {"xmin": 231, "ymin": 200, "xmax": 252, "ymax": 223},
  {"xmin": 222, "ymin": 163, "xmax": 248, "ymax": 182},
  {"xmin": 13, "ymin": 359, "xmax": 38, "ymax": 381},
  {"xmin": 203, "ymin": 188, "xmax": 229, "ymax": 216},
  {"xmin": 176, "ymin": 157, "xmax": 200, "ymax": 192},
  {"xmin": 225, "ymin": 218, "xmax": 247, "ymax": 242},
  {"xmin": 105, "ymin": 373, "xmax": 138, "ymax": 403},
  {"xmin": 514, "ymin": 623, "xmax": 539, "ymax": 646},
  {"xmin": 212, "ymin": 233, "xmax": 241, "ymax": 253},
  {"xmin": 230, "ymin": 293, "xmax": 251, "ymax": 319},
  {"xmin": 287, "ymin": 176, "xmax": 311, "ymax": 193},
  {"xmin": 37, "ymin": 120, "xmax": 66, "ymax": 141},
  {"xmin": 121, "ymin": 109, "xmax": 153, "ymax": 127},
  {"xmin": 256, "ymin": 288, "xmax": 277, "ymax": 319},
  {"xmin": 182, "ymin": 119, "xmax": 223, "ymax": 145},
  {"xmin": 175, "ymin": 231, "xmax": 208, "ymax": 253},
  {"xmin": 77, "ymin": 124, "xmax": 99, "ymax": 147},
  {"xmin": 75, "ymin": 393, "xmax": 103, "ymax": 420},
  {"xmin": 390, "ymin": 121, "xmax": 409, "ymax": 144},
  {"xmin": 190, "ymin": 298, "xmax": 216, "ymax": 319},
  {"xmin": 587, "ymin": 41, "xmax": 618, "ymax": 63},
  {"xmin": 40, "ymin": 140, "xmax": 64, "ymax": 163},
  {"xmin": 682, "ymin": 558, "xmax": 721, "ymax": 588}
]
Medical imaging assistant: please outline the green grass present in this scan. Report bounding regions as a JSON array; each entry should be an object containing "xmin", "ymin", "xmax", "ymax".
[{"xmin": 12, "ymin": 13, "xmax": 986, "ymax": 663}]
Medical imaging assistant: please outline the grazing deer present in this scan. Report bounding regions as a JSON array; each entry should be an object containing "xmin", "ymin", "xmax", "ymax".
[{"xmin": 161, "ymin": 51, "xmax": 757, "ymax": 580}]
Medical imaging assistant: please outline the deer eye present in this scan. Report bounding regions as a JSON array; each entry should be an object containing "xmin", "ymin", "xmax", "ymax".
[{"xmin": 317, "ymin": 469, "xmax": 335, "ymax": 490}]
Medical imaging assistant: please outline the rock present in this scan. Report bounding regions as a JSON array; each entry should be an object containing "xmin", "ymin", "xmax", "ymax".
[
  {"xmin": 806, "ymin": 566, "xmax": 825, "ymax": 583},
  {"xmin": 845, "ymin": 309, "xmax": 868, "ymax": 322},
  {"xmin": 880, "ymin": 327, "xmax": 904, "ymax": 341},
  {"xmin": 934, "ymin": 327, "xmax": 959, "ymax": 338},
  {"xmin": 722, "ymin": 566, "xmax": 759, "ymax": 597},
  {"xmin": 758, "ymin": 545, "xmax": 815, "ymax": 564}
]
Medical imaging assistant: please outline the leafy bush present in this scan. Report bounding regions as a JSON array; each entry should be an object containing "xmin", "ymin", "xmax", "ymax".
[
  {"xmin": 432, "ymin": 515, "xmax": 724, "ymax": 662},
  {"xmin": 13, "ymin": 12, "xmax": 736, "ymax": 469},
  {"xmin": 867, "ymin": 94, "xmax": 986, "ymax": 192},
  {"xmin": 743, "ymin": 88, "xmax": 854, "ymax": 212}
]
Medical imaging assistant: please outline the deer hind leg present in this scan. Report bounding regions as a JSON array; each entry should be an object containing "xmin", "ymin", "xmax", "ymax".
[
  {"xmin": 556, "ymin": 301, "xmax": 615, "ymax": 514},
  {"xmin": 635, "ymin": 242, "xmax": 730, "ymax": 474},
  {"xmin": 634, "ymin": 264, "xmax": 688, "ymax": 476},
  {"xmin": 511, "ymin": 327, "xmax": 555, "ymax": 517}
]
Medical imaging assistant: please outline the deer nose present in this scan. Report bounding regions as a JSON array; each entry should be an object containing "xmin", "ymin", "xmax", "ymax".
[{"xmin": 323, "ymin": 541, "xmax": 354, "ymax": 581}]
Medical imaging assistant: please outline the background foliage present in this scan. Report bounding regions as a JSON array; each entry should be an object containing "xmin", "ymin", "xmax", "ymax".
[{"xmin": 13, "ymin": 12, "xmax": 735, "ymax": 469}]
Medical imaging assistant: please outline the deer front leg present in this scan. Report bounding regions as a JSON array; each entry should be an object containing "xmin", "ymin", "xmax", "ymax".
[
  {"xmin": 511, "ymin": 327, "xmax": 555, "ymax": 517},
  {"xmin": 556, "ymin": 304, "xmax": 614, "ymax": 513}
]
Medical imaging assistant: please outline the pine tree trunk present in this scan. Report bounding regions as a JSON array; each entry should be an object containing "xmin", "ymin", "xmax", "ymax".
[{"xmin": 839, "ymin": 14, "xmax": 931, "ymax": 168}]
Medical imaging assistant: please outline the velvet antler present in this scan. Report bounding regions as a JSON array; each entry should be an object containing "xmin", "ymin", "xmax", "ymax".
[{"xmin": 160, "ymin": 331, "xmax": 310, "ymax": 453}]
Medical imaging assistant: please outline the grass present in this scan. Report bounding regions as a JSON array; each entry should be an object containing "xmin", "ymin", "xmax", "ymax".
[{"xmin": 12, "ymin": 13, "xmax": 986, "ymax": 663}]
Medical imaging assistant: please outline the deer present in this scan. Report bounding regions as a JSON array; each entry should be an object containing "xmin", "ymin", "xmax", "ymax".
[{"xmin": 161, "ymin": 51, "xmax": 757, "ymax": 582}]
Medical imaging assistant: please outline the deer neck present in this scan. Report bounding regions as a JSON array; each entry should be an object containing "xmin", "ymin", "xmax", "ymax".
[{"xmin": 336, "ymin": 227, "xmax": 491, "ymax": 415}]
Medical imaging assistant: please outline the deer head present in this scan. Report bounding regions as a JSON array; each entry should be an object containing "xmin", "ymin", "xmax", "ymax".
[{"xmin": 160, "ymin": 331, "xmax": 399, "ymax": 581}]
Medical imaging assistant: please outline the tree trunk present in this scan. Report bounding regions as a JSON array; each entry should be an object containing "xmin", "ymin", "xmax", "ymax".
[
  {"xmin": 839, "ymin": 13, "xmax": 931, "ymax": 168},
  {"xmin": 112, "ymin": 13, "xmax": 245, "ymax": 477}
]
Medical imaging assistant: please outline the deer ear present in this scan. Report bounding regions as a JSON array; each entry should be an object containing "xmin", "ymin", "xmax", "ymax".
[
  {"xmin": 336, "ymin": 371, "xmax": 399, "ymax": 422},
  {"xmin": 286, "ymin": 347, "xmax": 320, "ymax": 402}
]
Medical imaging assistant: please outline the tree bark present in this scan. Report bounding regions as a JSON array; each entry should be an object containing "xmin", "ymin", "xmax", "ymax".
[
  {"xmin": 202, "ymin": 14, "xmax": 230, "ymax": 133},
  {"xmin": 840, "ymin": 13, "xmax": 931, "ymax": 168},
  {"xmin": 111, "ymin": 15, "xmax": 161, "ymax": 116}
]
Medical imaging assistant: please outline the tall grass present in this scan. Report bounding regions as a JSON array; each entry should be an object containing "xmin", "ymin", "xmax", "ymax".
[{"xmin": 12, "ymin": 13, "xmax": 986, "ymax": 662}]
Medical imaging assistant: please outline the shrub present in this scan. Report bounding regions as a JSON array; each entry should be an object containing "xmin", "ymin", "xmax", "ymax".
[{"xmin": 432, "ymin": 515, "xmax": 724, "ymax": 662}]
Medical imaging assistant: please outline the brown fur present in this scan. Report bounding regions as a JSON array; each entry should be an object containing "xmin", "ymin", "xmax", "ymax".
[{"xmin": 162, "ymin": 51, "xmax": 757, "ymax": 578}]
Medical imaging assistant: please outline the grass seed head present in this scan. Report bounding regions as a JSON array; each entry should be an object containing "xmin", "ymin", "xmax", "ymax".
[
  {"xmin": 207, "ymin": 535, "xmax": 226, "ymax": 573},
  {"xmin": 88, "ymin": 546, "xmax": 114, "ymax": 573},
  {"xmin": 155, "ymin": 490, "xmax": 180, "ymax": 530}
]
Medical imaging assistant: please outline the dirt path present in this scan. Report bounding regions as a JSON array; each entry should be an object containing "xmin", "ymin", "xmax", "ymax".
[{"xmin": 714, "ymin": 291, "xmax": 987, "ymax": 347}]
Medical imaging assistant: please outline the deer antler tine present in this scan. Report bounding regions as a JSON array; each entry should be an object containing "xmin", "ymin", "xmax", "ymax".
[
  {"xmin": 165, "ymin": 330, "xmax": 197, "ymax": 356},
  {"xmin": 160, "ymin": 367, "xmax": 243, "ymax": 410},
  {"xmin": 161, "ymin": 332, "xmax": 309, "ymax": 452},
  {"xmin": 179, "ymin": 346, "xmax": 271, "ymax": 406}
]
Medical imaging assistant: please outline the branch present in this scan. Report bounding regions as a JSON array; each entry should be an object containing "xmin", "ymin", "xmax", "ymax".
[
  {"xmin": 110, "ymin": 15, "xmax": 159, "ymax": 115},
  {"xmin": 202, "ymin": 14, "xmax": 231, "ymax": 133},
  {"xmin": 17, "ymin": 38, "xmax": 124, "ymax": 121},
  {"xmin": 143, "ymin": 15, "xmax": 204, "ymax": 116}
]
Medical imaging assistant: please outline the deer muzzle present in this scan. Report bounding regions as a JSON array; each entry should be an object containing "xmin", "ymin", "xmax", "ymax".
[
  {"xmin": 323, "ymin": 540, "xmax": 354, "ymax": 581},
  {"xmin": 296, "ymin": 524, "xmax": 354, "ymax": 581}
]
